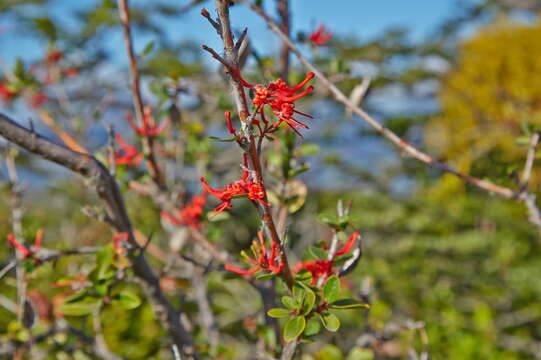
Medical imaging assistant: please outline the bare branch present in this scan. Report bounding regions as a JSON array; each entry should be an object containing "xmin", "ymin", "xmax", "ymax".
[
  {"xmin": 521, "ymin": 132, "xmax": 539, "ymax": 185},
  {"xmin": 116, "ymin": 0, "xmax": 166, "ymax": 188}
]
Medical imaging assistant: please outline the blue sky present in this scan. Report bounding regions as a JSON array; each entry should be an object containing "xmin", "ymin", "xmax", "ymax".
[{"xmin": 0, "ymin": 0, "xmax": 461, "ymax": 66}]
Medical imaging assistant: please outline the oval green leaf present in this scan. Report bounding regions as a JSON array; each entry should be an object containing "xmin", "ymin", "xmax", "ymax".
[
  {"xmin": 323, "ymin": 276, "xmax": 340, "ymax": 303},
  {"xmin": 304, "ymin": 317, "xmax": 321, "ymax": 337},
  {"xmin": 283, "ymin": 316, "xmax": 306, "ymax": 342},
  {"xmin": 321, "ymin": 312, "xmax": 340, "ymax": 332},
  {"xmin": 112, "ymin": 291, "xmax": 141, "ymax": 310},
  {"xmin": 267, "ymin": 307, "xmax": 290, "ymax": 318},
  {"xmin": 331, "ymin": 298, "xmax": 370, "ymax": 309}
]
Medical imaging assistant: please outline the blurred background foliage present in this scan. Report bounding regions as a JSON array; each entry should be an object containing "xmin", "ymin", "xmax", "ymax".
[{"xmin": 1, "ymin": 0, "xmax": 541, "ymax": 359}]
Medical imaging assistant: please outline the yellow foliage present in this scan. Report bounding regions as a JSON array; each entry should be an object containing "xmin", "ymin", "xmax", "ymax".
[{"xmin": 426, "ymin": 19, "xmax": 541, "ymax": 195}]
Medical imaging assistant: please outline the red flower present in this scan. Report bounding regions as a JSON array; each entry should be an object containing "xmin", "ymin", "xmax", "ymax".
[
  {"xmin": 233, "ymin": 71, "xmax": 315, "ymax": 137},
  {"xmin": 29, "ymin": 92, "xmax": 48, "ymax": 108},
  {"xmin": 224, "ymin": 111, "xmax": 236, "ymax": 135},
  {"xmin": 126, "ymin": 106, "xmax": 168, "ymax": 137},
  {"xmin": 225, "ymin": 231, "xmax": 284, "ymax": 275},
  {"xmin": 200, "ymin": 165, "xmax": 270, "ymax": 218},
  {"xmin": 294, "ymin": 231, "xmax": 360, "ymax": 285},
  {"xmin": 309, "ymin": 24, "xmax": 333, "ymax": 46},
  {"xmin": 0, "ymin": 83, "xmax": 16, "ymax": 102},
  {"xmin": 112, "ymin": 232, "xmax": 129, "ymax": 255},
  {"xmin": 161, "ymin": 193, "xmax": 207, "ymax": 229},
  {"xmin": 114, "ymin": 134, "xmax": 143, "ymax": 166},
  {"xmin": 294, "ymin": 259, "xmax": 333, "ymax": 284},
  {"xmin": 6, "ymin": 229, "xmax": 43, "ymax": 260},
  {"xmin": 45, "ymin": 49, "xmax": 64, "ymax": 63},
  {"xmin": 64, "ymin": 68, "xmax": 78, "ymax": 78}
]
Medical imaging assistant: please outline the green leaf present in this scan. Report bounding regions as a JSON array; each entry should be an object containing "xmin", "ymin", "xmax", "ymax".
[
  {"xmin": 58, "ymin": 298, "xmax": 100, "ymax": 316},
  {"xmin": 295, "ymin": 270, "xmax": 313, "ymax": 285},
  {"xmin": 112, "ymin": 291, "xmax": 141, "ymax": 310},
  {"xmin": 283, "ymin": 316, "xmax": 306, "ymax": 342},
  {"xmin": 282, "ymin": 296, "xmax": 297, "ymax": 309},
  {"xmin": 347, "ymin": 347, "xmax": 374, "ymax": 360},
  {"xmin": 321, "ymin": 312, "xmax": 340, "ymax": 332},
  {"xmin": 33, "ymin": 17, "xmax": 57, "ymax": 40},
  {"xmin": 141, "ymin": 41, "xmax": 156, "ymax": 57},
  {"xmin": 308, "ymin": 246, "xmax": 329, "ymax": 260},
  {"xmin": 95, "ymin": 245, "xmax": 114, "ymax": 281},
  {"xmin": 323, "ymin": 276, "xmax": 340, "ymax": 303},
  {"xmin": 318, "ymin": 213, "xmax": 339, "ymax": 226},
  {"xmin": 298, "ymin": 143, "xmax": 320, "ymax": 156},
  {"xmin": 303, "ymin": 289, "xmax": 316, "ymax": 315},
  {"xmin": 293, "ymin": 285, "xmax": 305, "ymax": 304},
  {"xmin": 304, "ymin": 317, "xmax": 321, "ymax": 336},
  {"xmin": 331, "ymin": 299, "xmax": 370, "ymax": 309},
  {"xmin": 256, "ymin": 273, "xmax": 276, "ymax": 281},
  {"xmin": 267, "ymin": 307, "xmax": 290, "ymax": 318},
  {"xmin": 208, "ymin": 136, "xmax": 238, "ymax": 142}
]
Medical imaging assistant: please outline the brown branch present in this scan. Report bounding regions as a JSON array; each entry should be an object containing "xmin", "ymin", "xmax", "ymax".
[
  {"xmin": 208, "ymin": 0, "xmax": 294, "ymax": 288},
  {"xmin": 5, "ymin": 150, "xmax": 26, "ymax": 325},
  {"xmin": 240, "ymin": 0, "xmax": 541, "ymax": 238},
  {"xmin": 0, "ymin": 112, "xmax": 196, "ymax": 359},
  {"xmin": 277, "ymin": 0, "xmax": 290, "ymax": 79},
  {"xmin": 117, "ymin": 0, "xmax": 166, "ymax": 188}
]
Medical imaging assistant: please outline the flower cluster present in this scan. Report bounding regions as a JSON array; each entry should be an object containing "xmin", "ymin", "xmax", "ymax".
[
  {"xmin": 225, "ymin": 231, "xmax": 284, "ymax": 275},
  {"xmin": 294, "ymin": 231, "xmax": 360, "ymax": 285},
  {"xmin": 126, "ymin": 106, "xmax": 168, "ymax": 137},
  {"xmin": 0, "ymin": 83, "xmax": 16, "ymax": 102},
  {"xmin": 114, "ymin": 134, "xmax": 143, "ymax": 166},
  {"xmin": 200, "ymin": 156, "xmax": 269, "ymax": 217},
  {"xmin": 161, "ymin": 193, "xmax": 207, "ymax": 229},
  {"xmin": 309, "ymin": 23, "xmax": 333, "ymax": 46},
  {"xmin": 233, "ymin": 71, "xmax": 315, "ymax": 137},
  {"xmin": 6, "ymin": 229, "xmax": 44, "ymax": 263}
]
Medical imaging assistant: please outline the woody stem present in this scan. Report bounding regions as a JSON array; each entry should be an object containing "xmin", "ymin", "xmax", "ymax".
[
  {"xmin": 212, "ymin": 0, "xmax": 294, "ymax": 289},
  {"xmin": 117, "ymin": 0, "xmax": 165, "ymax": 189}
]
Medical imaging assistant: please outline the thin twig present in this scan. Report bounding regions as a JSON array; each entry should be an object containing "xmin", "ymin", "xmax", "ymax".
[
  {"xmin": 117, "ymin": 0, "xmax": 166, "ymax": 188},
  {"xmin": 6, "ymin": 150, "xmax": 26, "ymax": 325},
  {"xmin": 521, "ymin": 132, "xmax": 539, "ymax": 186},
  {"xmin": 208, "ymin": 0, "xmax": 295, "ymax": 288},
  {"xmin": 277, "ymin": 0, "xmax": 290, "ymax": 79}
]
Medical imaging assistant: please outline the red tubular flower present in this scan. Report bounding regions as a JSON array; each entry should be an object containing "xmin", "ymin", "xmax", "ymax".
[
  {"xmin": 309, "ymin": 24, "xmax": 333, "ymax": 46},
  {"xmin": 45, "ymin": 49, "xmax": 64, "ymax": 63},
  {"xmin": 294, "ymin": 259, "xmax": 333, "ymax": 285},
  {"xmin": 225, "ymin": 231, "xmax": 284, "ymax": 275},
  {"xmin": 224, "ymin": 111, "xmax": 236, "ymax": 135},
  {"xmin": 335, "ymin": 231, "xmax": 359, "ymax": 256},
  {"xmin": 161, "ymin": 193, "xmax": 207, "ymax": 229},
  {"xmin": 200, "ymin": 159, "xmax": 270, "ymax": 217},
  {"xmin": 64, "ymin": 68, "xmax": 78, "ymax": 78},
  {"xmin": 29, "ymin": 92, "xmax": 48, "ymax": 108},
  {"xmin": 0, "ymin": 83, "xmax": 16, "ymax": 102},
  {"xmin": 6, "ymin": 229, "xmax": 43, "ymax": 260},
  {"xmin": 112, "ymin": 232, "xmax": 129, "ymax": 255},
  {"xmin": 294, "ymin": 231, "xmax": 360, "ymax": 285},
  {"xmin": 126, "ymin": 106, "xmax": 168, "ymax": 137},
  {"xmin": 7, "ymin": 234, "xmax": 31, "ymax": 258},
  {"xmin": 114, "ymin": 134, "xmax": 143, "ymax": 166},
  {"xmin": 229, "ymin": 70, "xmax": 314, "ymax": 137},
  {"xmin": 52, "ymin": 273, "xmax": 89, "ymax": 305}
]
